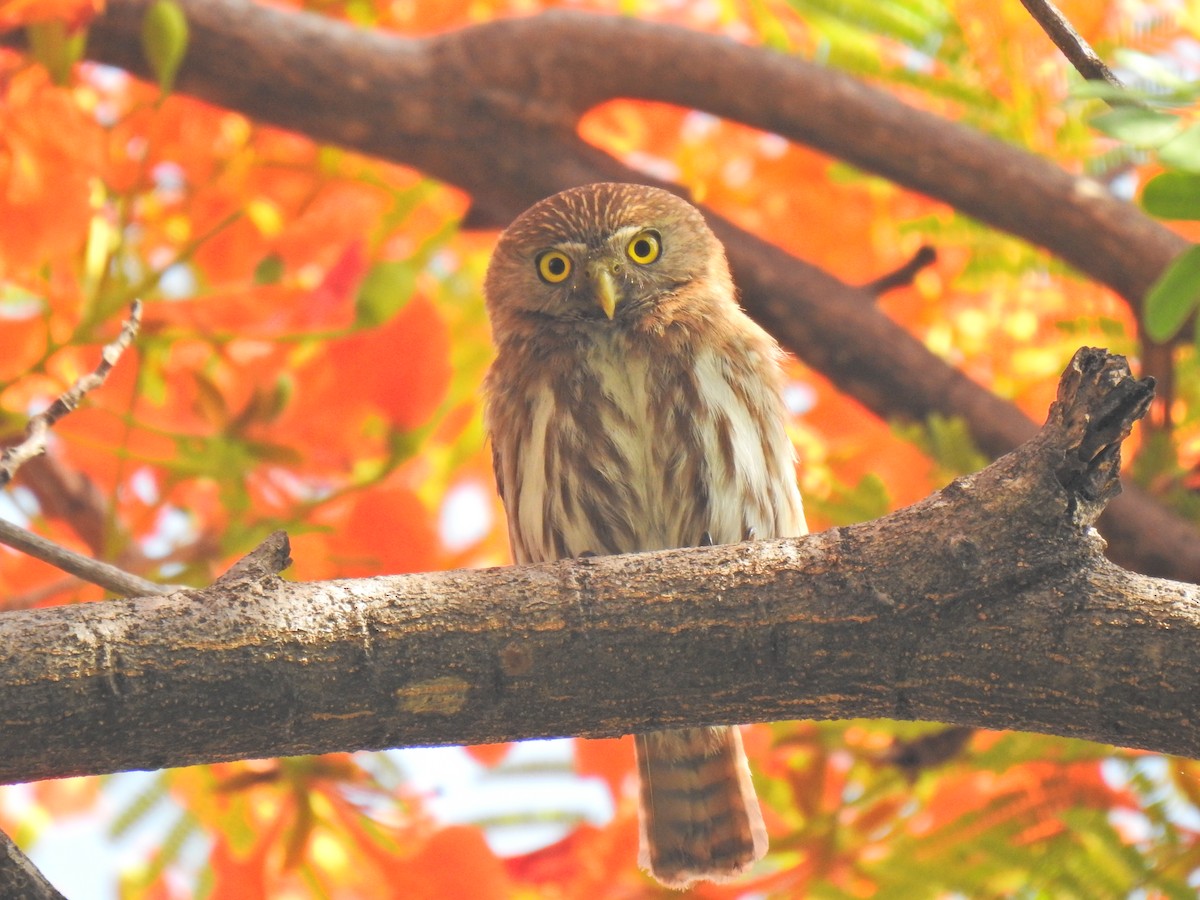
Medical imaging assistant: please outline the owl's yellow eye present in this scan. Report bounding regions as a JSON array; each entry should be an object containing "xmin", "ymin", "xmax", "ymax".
[
  {"xmin": 626, "ymin": 230, "xmax": 661, "ymax": 265},
  {"xmin": 536, "ymin": 250, "xmax": 572, "ymax": 284}
]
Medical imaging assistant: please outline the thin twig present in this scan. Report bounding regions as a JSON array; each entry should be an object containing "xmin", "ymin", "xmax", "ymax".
[
  {"xmin": 864, "ymin": 246, "xmax": 938, "ymax": 296},
  {"xmin": 0, "ymin": 301, "xmax": 144, "ymax": 488},
  {"xmin": 0, "ymin": 300, "xmax": 178, "ymax": 597},
  {"xmin": 1017, "ymin": 0, "xmax": 1124, "ymax": 88},
  {"xmin": 0, "ymin": 517, "xmax": 176, "ymax": 596}
]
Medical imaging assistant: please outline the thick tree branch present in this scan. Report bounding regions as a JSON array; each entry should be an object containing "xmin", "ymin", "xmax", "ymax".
[
  {"xmin": 1, "ymin": 349, "xmax": 1195, "ymax": 786},
  {"xmin": 72, "ymin": 2, "xmax": 1185, "ymax": 305},
  {"xmin": 45, "ymin": 0, "xmax": 1198, "ymax": 585}
]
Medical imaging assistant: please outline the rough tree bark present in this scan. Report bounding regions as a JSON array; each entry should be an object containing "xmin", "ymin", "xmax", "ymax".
[
  {"xmin": 0, "ymin": 831, "xmax": 64, "ymax": 900},
  {"xmin": 18, "ymin": 0, "xmax": 1193, "ymax": 582},
  {"xmin": 1, "ymin": 349, "xmax": 1196, "ymax": 787}
]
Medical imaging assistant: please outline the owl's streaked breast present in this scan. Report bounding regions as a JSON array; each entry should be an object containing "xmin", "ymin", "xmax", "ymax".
[{"xmin": 489, "ymin": 327, "xmax": 804, "ymax": 564}]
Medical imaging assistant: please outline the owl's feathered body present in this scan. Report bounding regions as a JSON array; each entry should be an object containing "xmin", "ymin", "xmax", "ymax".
[{"xmin": 483, "ymin": 182, "xmax": 806, "ymax": 888}]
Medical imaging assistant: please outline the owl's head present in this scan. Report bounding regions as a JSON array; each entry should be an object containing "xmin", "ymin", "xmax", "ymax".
[{"xmin": 484, "ymin": 183, "xmax": 734, "ymax": 338}]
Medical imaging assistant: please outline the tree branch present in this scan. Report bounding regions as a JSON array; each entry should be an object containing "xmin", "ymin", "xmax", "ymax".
[
  {"xmin": 1017, "ymin": 0, "xmax": 1124, "ymax": 88},
  {"xmin": 0, "ymin": 301, "xmax": 176, "ymax": 598},
  {"xmin": 863, "ymin": 246, "xmax": 938, "ymax": 296},
  {"xmin": 0, "ymin": 349, "xmax": 1195, "ymax": 786},
  {"xmin": 0, "ymin": 830, "xmax": 64, "ymax": 900},
  {"xmin": 71, "ymin": 1, "xmax": 1185, "ymax": 305},
  {"xmin": 44, "ymin": 0, "xmax": 1198, "ymax": 586},
  {"xmin": 0, "ymin": 301, "xmax": 142, "ymax": 488},
  {"xmin": 0, "ymin": 517, "xmax": 173, "ymax": 597}
]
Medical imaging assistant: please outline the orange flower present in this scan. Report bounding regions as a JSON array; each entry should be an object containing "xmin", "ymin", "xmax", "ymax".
[
  {"xmin": 0, "ymin": 69, "xmax": 102, "ymax": 269},
  {"xmin": 0, "ymin": 0, "xmax": 102, "ymax": 29}
]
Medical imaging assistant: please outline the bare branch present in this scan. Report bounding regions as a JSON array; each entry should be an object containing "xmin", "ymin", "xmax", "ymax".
[
  {"xmin": 1017, "ymin": 0, "xmax": 1124, "ymax": 89},
  {"xmin": 14, "ymin": 453, "xmax": 109, "ymax": 554},
  {"xmin": 0, "ymin": 829, "xmax": 65, "ymax": 900},
  {"xmin": 1, "ymin": 350, "xmax": 1195, "ymax": 786},
  {"xmin": 879, "ymin": 726, "xmax": 976, "ymax": 780},
  {"xmin": 0, "ymin": 517, "xmax": 174, "ymax": 597},
  {"xmin": 863, "ymin": 246, "xmax": 938, "ymax": 296},
  {"xmin": 0, "ymin": 301, "xmax": 143, "ymax": 488},
  {"xmin": 0, "ymin": 301, "xmax": 178, "ymax": 597},
  {"xmin": 211, "ymin": 530, "xmax": 292, "ymax": 587}
]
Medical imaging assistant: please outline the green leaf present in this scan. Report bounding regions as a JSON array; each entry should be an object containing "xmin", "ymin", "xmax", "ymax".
[
  {"xmin": 25, "ymin": 20, "xmax": 86, "ymax": 86},
  {"xmin": 1069, "ymin": 80, "xmax": 1137, "ymax": 103},
  {"xmin": 922, "ymin": 413, "xmax": 989, "ymax": 476},
  {"xmin": 1144, "ymin": 244, "xmax": 1200, "ymax": 342},
  {"xmin": 1090, "ymin": 107, "xmax": 1183, "ymax": 148},
  {"xmin": 1113, "ymin": 48, "xmax": 1194, "ymax": 92},
  {"xmin": 1157, "ymin": 123, "xmax": 1200, "ymax": 174},
  {"xmin": 253, "ymin": 253, "xmax": 285, "ymax": 285},
  {"xmin": 354, "ymin": 260, "xmax": 416, "ymax": 327},
  {"xmin": 807, "ymin": 472, "xmax": 891, "ymax": 526},
  {"xmin": 108, "ymin": 772, "xmax": 171, "ymax": 839},
  {"xmin": 1142, "ymin": 172, "xmax": 1200, "ymax": 220},
  {"xmin": 141, "ymin": 0, "xmax": 189, "ymax": 95}
]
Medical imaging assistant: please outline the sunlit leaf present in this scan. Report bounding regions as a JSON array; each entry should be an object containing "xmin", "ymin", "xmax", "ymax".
[
  {"xmin": 1158, "ymin": 123, "xmax": 1200, "ymax": 174},
  {"xmin": 1144, "ymin": 244, "xmax": 1200, "ymax": 342},
  {"xmin": 253, "ymin": 252, "xmax": 285, "ymax": 285},
  {"xmin": 25, "ymin": 19, "xmax": 85, "ymax": 85},
  {"xmin": 1142, "ymin": 172, "xmax": 1200, "ymax": 220},
  {"xmin": 141, "ymin": 0, "xmax": 189, "ymax": 95},
  {"xmin": 1090, "ymin": 106, "xmax": 1183, "ymax": 148},
  {"xmin": 354, "ymin": 260, "xmax": 416, "ymax": 327}
]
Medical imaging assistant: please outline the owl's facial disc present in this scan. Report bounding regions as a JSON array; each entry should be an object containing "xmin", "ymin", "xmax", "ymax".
[{"xmin": 525, "ymin": 225, "xmax": 671, "ymax": 322}]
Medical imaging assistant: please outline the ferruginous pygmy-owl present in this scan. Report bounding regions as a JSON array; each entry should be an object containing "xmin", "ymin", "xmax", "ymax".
[{"xmin": 483, "ymin": 182, "xmax": 807, "ymax": 888}]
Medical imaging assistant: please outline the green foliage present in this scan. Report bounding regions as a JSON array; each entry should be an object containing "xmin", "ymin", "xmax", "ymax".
[
  {"xmin": 254, "ymin": 253, "xmax": 286, "ymax": 286},
  {"xmin": 1142, "ymin": 172, "xmax": 1200, "ymax": 220},
  {"xmin": 806, "ymin": 471, "xmax": 891, "ymax": 525},
  {"xmin": 1090, "ymin": 106, "xmax": 1184, "ymax": 147},
  {"xmin": 355, "ymin": 260, "xmax": 416, "ymax": 327},
  {"xmin": 783, "ymin": 0, "xmax": 1007, "ymax": 119},
  {"xmin": 141, "ymin": 0, "xmax": 190, "ymax": 95},
  {"xmin": 1076, "ymin": 55, "xmax": 1200, "ymax": 347},
  {"xmin": 1144, "ymin": 245, "xmax": 1200, "ymax": 343},
  {"xmin": 785, "ymin": 0, "xmax": 954, "ymax": 54},
  {"xmin": 896, "ymin": 413, "xmax": 989, "ymax": 485},
  {"xmin": 26, "ymin": 19, "xmax": 86, "ymax": 86},
  {"xmin": 1158, "ymin": 124, "xmax": 1200, "ymax": 173}
]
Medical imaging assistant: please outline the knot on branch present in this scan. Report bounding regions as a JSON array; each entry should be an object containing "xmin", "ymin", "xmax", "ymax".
[
  {"xmin": 212, "ymin": 531, "xmax": 293, "ymax": 589},
  {"xmin": 1048, "ymin": 348, "xmax": 1154, "ymax": 509}
]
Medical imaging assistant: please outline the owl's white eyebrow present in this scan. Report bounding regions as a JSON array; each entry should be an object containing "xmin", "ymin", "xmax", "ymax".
[
  {"xmin": 553, "ymin": 227, "xmax": 646, "ymax": 252},
  {"xmin": 546, "ymin": 241, "xmax": 588, "ymax": 255},
  {"xmin": 610, "ymin": 226, "xmax": 645, "ymax": 241}
]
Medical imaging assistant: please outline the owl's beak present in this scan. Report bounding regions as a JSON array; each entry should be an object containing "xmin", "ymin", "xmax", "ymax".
[{"xmin": 587, "ymin": 263, "xmax": 619, "ymax": 320}]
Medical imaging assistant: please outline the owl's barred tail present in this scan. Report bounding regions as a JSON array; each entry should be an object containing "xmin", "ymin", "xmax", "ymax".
[{"xmin": 635, "ymin": 725, "xmax": 767, "ymax": 889}]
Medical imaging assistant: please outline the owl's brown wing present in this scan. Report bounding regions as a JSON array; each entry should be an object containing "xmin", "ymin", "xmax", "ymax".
[{"xmin": 490, "ymin": 441, "xmax": 505, "ymax": 507}]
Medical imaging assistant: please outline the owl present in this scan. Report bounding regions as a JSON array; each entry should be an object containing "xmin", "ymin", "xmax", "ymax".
[{"xmin": 483, "ymin": 182, "xmax": 806, "ymax": 887}]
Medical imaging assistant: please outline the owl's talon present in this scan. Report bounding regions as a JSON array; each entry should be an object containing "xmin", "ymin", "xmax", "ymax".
[
  {"xmin": 578, "ymin": 550, "xmax": 598, "ymax": 558},
  {"xmin": 699, "ymin": 531, "xmax": 714, "ymax": 547},
  {"xmin": 744, "ymin": 526, "xmax": 757, "ymax": 541}
]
